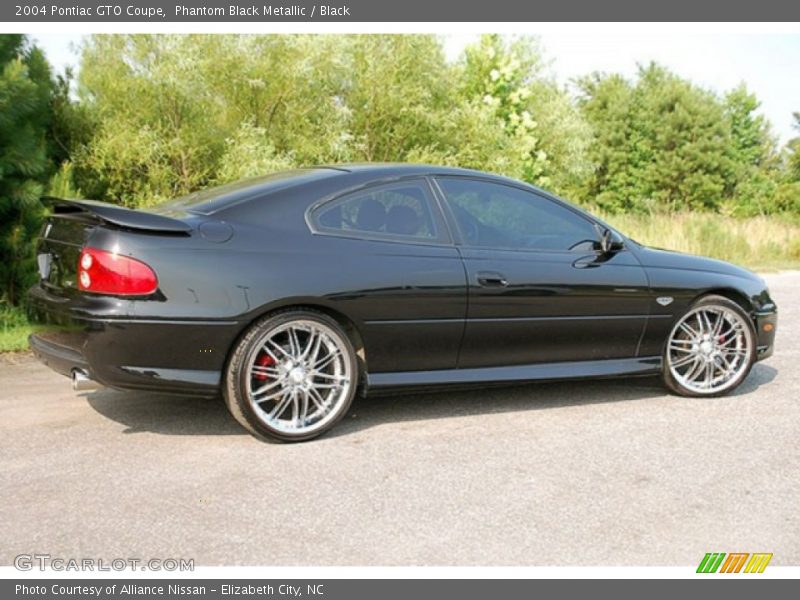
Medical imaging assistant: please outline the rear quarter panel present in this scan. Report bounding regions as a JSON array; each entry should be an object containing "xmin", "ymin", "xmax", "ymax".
[{"xmin": 84, "ymin": 190, "xmax": 467, "ymax": 375}]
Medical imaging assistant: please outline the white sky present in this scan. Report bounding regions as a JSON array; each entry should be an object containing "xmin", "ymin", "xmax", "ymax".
[{"xmin": 34, "ymin": 32, "xmax": 800, "ymax": 144}]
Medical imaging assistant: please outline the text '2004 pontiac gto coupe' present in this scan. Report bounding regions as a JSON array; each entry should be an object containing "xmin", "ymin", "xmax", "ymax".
[{"xmin": 28, "ymin": 165, "xmax": 777, "ymax": 441}]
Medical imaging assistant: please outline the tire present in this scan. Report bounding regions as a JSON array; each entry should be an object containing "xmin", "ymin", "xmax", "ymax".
[
  {"xmin": 224, "ymin": 309, "xmax": 359, "ymax": 442},
  {"xmin": 662, "ymin": 294, "xmax": 757, "ymax": 397}
]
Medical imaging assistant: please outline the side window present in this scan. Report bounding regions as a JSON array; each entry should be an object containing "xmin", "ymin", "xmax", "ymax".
[
  {"xmin": 437, "ymin": 177, "xmax": 598, "ymax": 252},
  {"xmin": 312, "ymin": 180, "xmax": 440, "ymax": 241}
]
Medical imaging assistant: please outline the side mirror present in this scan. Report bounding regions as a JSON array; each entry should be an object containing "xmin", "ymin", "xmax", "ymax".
[{"xmin": 598, "ymin": 227, "xmax": 625, "ymax": 254}]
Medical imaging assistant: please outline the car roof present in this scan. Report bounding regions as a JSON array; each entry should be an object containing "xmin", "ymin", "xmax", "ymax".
[
  {"xmin": 158, "ymin": 164, "xmax": 499, "ymax": 216},
  {"xmin": 321, "ymin": 163, "xmax": 485, "ymax": 177}
]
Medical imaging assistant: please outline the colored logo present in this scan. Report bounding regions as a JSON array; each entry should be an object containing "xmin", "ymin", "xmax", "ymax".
[{"xmin": 697, "ymin": 552, "xmax": 773, "ymax": 573}]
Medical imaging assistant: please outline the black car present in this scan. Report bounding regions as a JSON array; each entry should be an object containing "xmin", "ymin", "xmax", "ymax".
[{"xmin": 28, "ymin": 164, "xmax": 777, "ymax": 442}]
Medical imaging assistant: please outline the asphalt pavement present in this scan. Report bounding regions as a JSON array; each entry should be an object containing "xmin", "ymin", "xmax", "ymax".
[{"xmin": 1, "ymin": 271, "xmax": 798, "ymax": 566}]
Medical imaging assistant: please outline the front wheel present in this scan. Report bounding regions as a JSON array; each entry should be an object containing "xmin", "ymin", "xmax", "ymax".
[
  {"xmin": 662, "ymin": 295, "xmax": 756, "ymax": 397},
  {"xmin": 224, "ymin": 310, "xmax": 358, "ymax": 442}
]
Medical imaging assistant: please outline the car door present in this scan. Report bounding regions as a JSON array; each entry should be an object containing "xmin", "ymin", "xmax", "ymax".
[
  {"xmin": 308, "ymin": 178, "xmax": 467, "ymax": 373},
  {"xmin": 433, "ymin": 176, "xmax": 650, "ymax": 369}
]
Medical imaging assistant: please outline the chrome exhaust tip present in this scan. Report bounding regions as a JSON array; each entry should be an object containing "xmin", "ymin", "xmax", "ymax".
[{"xmin": 72, "ymin": 370, "xmax": 102, "ymax": 392}]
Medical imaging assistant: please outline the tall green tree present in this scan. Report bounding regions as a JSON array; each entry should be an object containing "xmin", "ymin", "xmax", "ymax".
[
  {"xmin": 457, "ymin": 34, "xmax": 591, "ymax": 194},
  {"xmin": 407, "ymin": 34, "xmax": 591, "ymax": 195},
  {"xmin": 76, "ymin": 35, "xmax": 357, "ymax": 203},
  {"xmin": 335, "ymin": 35, "xmax": 453, "ymax": 162},
  {"xmin": 725, "ymin": 85, "xmax": 772, "ymax": 169},
  {"xmin": 77, "ymin": 35, "xmax": 227, "ymax": 204},
  {"xmin": 578, "ymin": 64, "xmax": 734, "ymax": 212},
  {"xmin": 768, "ymin": 112, "xmax": 800, "ymax": 215},
  {"xmin": 70, "ymin": 35, "xmax": 788, "ymax": 217},
  {"xmin": 576, "ymin": 72, "xmax": 644, "ymax": 211},
  {"xmin": 75, "ymin": 34, "xmax": 594, "ymax": 207},
  {"xmin": 788, "ymin": 112, "xmax": 800, "ymax": 182},
  {"xmin": 721, "ymin": 85, "xmax": 779, "ymax": 215},
  {"xmin": 0, "ymin": 35, "xmax": 55, "ymax": 305}
]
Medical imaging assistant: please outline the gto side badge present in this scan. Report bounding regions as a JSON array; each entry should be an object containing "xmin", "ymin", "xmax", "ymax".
[{"xmin": 656, "ymin": 296, "xmax": 674, "ymax": 306}]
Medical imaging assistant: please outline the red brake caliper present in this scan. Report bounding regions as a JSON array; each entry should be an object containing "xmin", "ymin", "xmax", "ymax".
[{"xmin": 253, "ymin": 353, "xmax": 275, "ymax": 381}]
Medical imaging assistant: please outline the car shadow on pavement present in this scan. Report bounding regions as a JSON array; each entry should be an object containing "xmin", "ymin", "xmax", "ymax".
[
  {"xmin": 331, "ymin": 363, "xmax": 778, "ymax": 439},
  {"xmin": 85, "ymin": 388, "xmax": 242, "ymax": 436},
  {"xmin": 84, "ymin": 362, "xmax": 778, "ymax": 438}
]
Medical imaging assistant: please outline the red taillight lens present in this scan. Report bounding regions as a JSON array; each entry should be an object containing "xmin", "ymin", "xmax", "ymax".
[{"xmin": 77, "ymin": 247, "xmax": 158, "ymax": 296}]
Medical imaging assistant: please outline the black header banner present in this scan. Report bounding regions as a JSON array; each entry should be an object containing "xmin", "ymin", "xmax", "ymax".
[{"xmin": 4, "ymin": 0, "xmax": 800, "ymax": 22}]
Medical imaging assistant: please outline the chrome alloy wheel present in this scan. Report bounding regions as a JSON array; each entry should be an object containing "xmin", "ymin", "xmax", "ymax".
[
  {"xmin": 666, "ymin": 304, "xmax": 754, "ymax": 395},
  {"xmin": 244, "ymin": 319, "xmax": 353, "ymax": 436}
]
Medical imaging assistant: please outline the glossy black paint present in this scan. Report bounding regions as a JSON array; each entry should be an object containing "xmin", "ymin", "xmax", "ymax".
[
  {"xmin": 28, "ymin": 164, "xmax": 777, "ymax": 396},
  {"xmin": 455, "ymin": 246, "xmax": 651, "ymax": 368}
]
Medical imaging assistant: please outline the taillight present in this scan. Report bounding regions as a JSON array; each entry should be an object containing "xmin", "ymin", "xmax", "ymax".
[{"xmin": 77, "ymin": 247, "xmax": 158, "ymax": 296}]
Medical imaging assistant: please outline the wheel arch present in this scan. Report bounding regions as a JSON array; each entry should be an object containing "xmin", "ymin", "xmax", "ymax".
[
  {"xmin": 225, "ymin": 300, "xmax": 368, "ymax": 377},
  {"xmin": 694, "ymin": 287, "xmax": 755, "ymax": 316},
  {"xmin": 660, "ymin": 287, "xmax": 756, "ymax": 359}
]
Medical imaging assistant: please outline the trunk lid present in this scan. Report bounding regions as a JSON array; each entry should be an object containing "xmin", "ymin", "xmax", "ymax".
[
  {"xmin": 37, "ymin": 214, "xmax": 92, "ymax": 294},
  {"xmin": 36, "ymin": 197, "xmax": 191, "ymax": 295}
]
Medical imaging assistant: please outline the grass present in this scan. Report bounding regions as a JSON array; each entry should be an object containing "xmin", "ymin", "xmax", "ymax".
[
  {"xmin": 1, "ymin": 212, "xmax": 799, "ymax": 353},
  {"xmin": 0, "ymin": 304, "xmax": 34, "ymax": 353},
  {"xmin": 598, "ymin": 211, "xmax": 800, "ymax": 271}
]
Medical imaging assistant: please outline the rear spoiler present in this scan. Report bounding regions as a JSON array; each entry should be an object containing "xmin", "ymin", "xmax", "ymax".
[{"xmin": 41, "ymin": 197, "xmax": 192, "ymax": 234}]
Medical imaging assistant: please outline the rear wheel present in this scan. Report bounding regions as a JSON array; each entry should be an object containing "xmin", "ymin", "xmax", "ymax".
[
  {"xmin": 662, "ymin": 295, "xmax": 756, "ymax": 397},
  {"xmin": 224, "ymin": 310, "xmax": 358, "ymax": 442}
]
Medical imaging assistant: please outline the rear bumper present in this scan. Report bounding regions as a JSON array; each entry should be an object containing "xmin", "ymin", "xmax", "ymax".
[
  {"xmin": 29, "ymin": 333, "xmax": 89, "ymax": 379},
  {"xmin": 27, "ymin": 284, "xmax": 242, "ymax": 396}
]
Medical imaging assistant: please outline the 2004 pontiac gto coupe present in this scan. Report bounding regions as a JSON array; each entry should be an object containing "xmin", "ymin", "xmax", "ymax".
[{"xmin": 28, "ymin": 165, "xmax": 777, "ymax": 441}]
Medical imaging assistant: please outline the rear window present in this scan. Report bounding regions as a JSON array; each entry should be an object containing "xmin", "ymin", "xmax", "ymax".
[
  {"xmin": 311, "ymin": 180, "xmax": 442, "ymax": 242},
  {"xmin": 157, "ymin": 169, "xmax": 342, "ymax": 215}
]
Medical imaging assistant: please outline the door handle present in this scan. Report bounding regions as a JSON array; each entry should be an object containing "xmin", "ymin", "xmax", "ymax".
[{"xmin": 477, "ymin": 271, "xmax": 508, "ymax": 287}]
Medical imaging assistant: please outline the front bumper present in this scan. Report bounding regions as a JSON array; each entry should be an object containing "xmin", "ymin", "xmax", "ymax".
[{"xmin": 754, "ymin": 306, "xmax": 777, "ymax": 360}]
